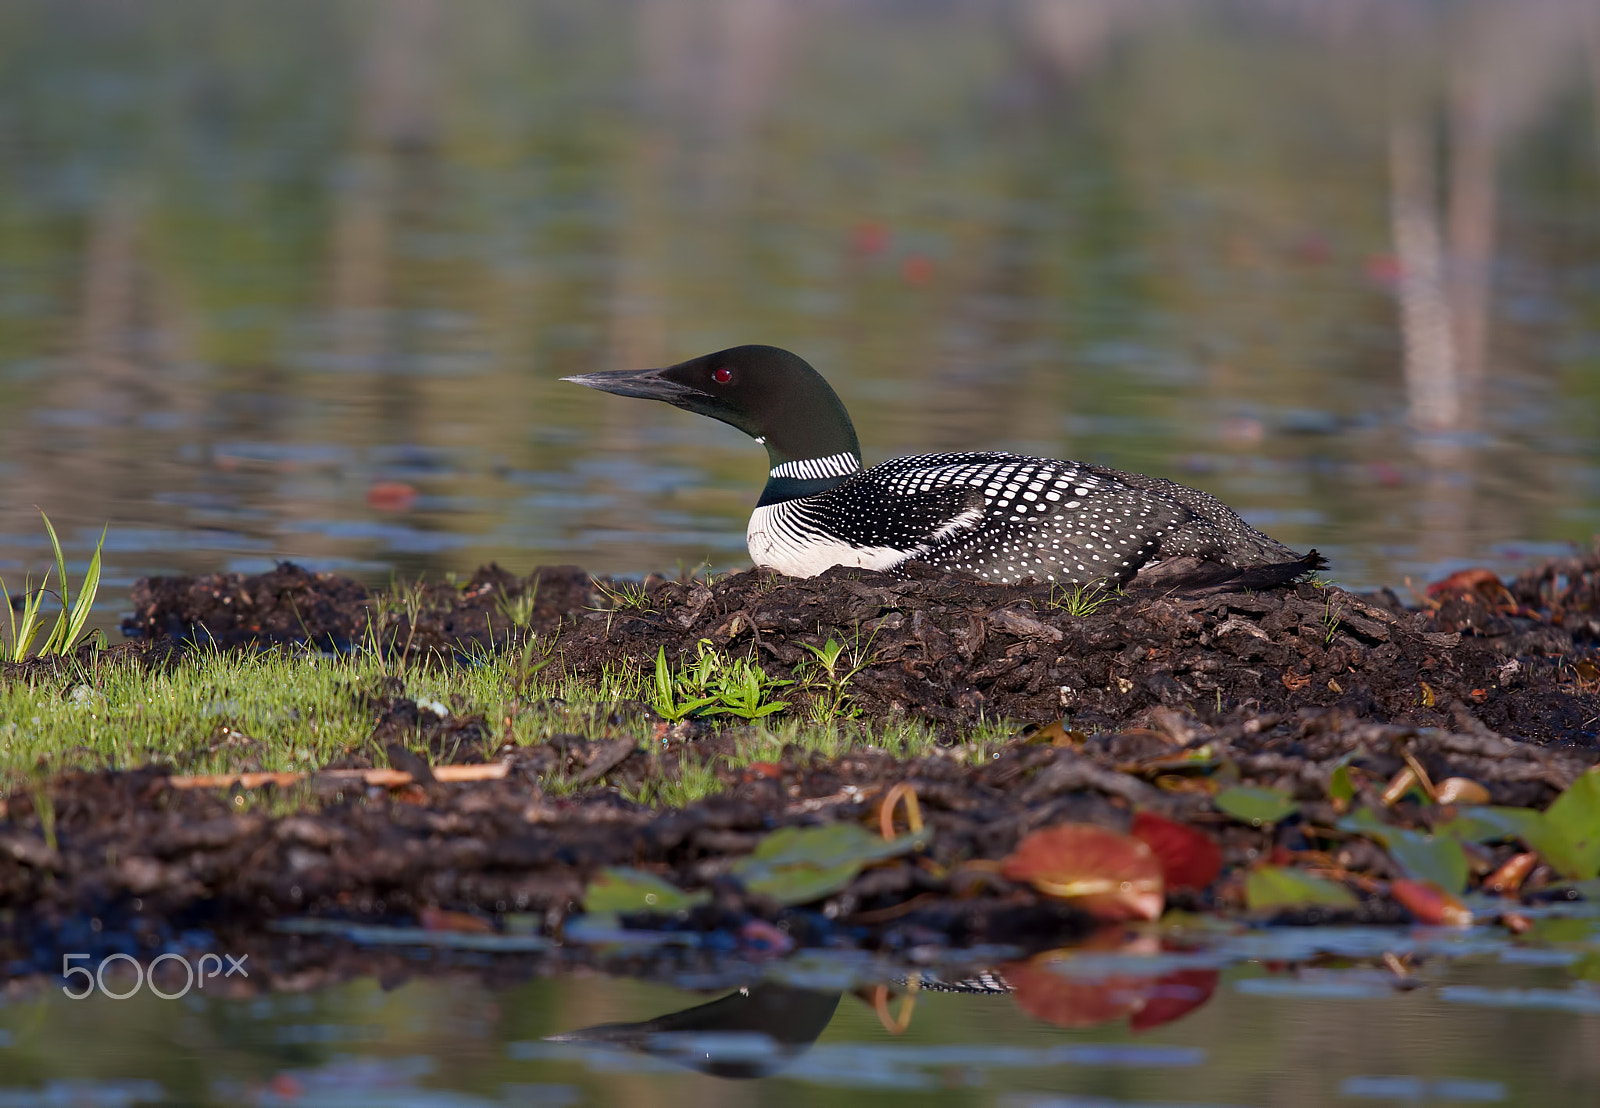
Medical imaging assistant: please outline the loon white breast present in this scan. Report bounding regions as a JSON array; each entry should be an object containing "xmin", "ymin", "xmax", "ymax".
[{"xmin": 564, "ymin": 345, "xmax": 1325, "ymax": 590}]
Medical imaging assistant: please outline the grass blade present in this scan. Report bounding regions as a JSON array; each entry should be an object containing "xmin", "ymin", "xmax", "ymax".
[
  {"xmin": 61, "ymin": 525, "xmax": 106, "ymax": 653},
  {"xmin": 39, "ymin": 510, "xmax": 72, "ymax": 654}
]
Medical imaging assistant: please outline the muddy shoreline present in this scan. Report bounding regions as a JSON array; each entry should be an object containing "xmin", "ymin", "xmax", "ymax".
[{"xmin": 1, "ymin": 544, "xmax": 1598, "ymax": 977}]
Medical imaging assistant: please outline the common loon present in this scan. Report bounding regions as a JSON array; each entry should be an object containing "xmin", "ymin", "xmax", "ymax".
[{"xmin": 564, "ymin": 345, "xmax": 1326, "ymax": 590}]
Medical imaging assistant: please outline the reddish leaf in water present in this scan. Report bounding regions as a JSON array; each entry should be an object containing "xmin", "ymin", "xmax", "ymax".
[
  {"xmin": 850, "ymin": 221, "xmax": 890, "ymax": 256},
  {"xmin": 1002, "ymin": 958, "xmax": 1148, "ymax": 1028},
  {"xmin": 902, "ymin": 254, "xmax": 935, "ymax": 285},
  {"xmin": 1391, "ymin": 879, "xmax": 1473, "ymax": 927},
  {"xmin": 367, "ymin": 481, "xmax": 418, "ymax": 512},
  {"xmin": 738, "ymin": 918, "xmax": 795, "ymax": 958},
  {"xmin": 1129, "ymin": 969, "xmax": 1220, "ymax": 1032},
  {"xmin": 268, "ymin": 1073, "xmax": 305, "ymax": 1099},
  {"xmin": 1001, "ymin": 824, "xmax": 1164, "ymax": 921},
  {"xmin": 1365, "ymin": 253, "xmax": 1401, "ymax": 285},
  {"xmin": 1131, "ymin": 811, "xmax": 1223, "ymax": 891},
  {"xmin": 419, "ymin": 906, "xmax": 493, "ymax": 933}
]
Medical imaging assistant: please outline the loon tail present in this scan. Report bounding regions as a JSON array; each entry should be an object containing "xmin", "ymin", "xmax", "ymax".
[{"xmin": 1132, "ymin": 549, "xmax": 1327, "ymax": 595}]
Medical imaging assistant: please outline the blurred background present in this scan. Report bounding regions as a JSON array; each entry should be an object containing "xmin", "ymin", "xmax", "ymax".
[{"xmin": 3, "ymin": 0, "xmax": 1600, "ymax": 633}]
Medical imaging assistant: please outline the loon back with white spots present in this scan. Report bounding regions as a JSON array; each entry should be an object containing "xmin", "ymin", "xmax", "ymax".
[{"xmin": 564, "ymin": 345, "xmax": 1326, "ymax": 590}]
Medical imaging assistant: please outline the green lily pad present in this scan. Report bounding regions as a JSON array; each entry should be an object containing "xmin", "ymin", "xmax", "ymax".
[
  {"xmin": 1518, "ymin": 917, "xmax": 1595, "ymax": 945},
  {"xmin": 1338, "ymin": 808, "xmax": 1469, "ymax": 894},
  {"xmin": 1573, "ymin": 952, "xmax": 1600, "ymax": 981},
  {"xmin": 1438, "ymin": 805, "xmax": 1546, "ymax": 847},
  {"xmin": 1540, "ymin": 772, "xmax": 1600, "ymax": 881},
  {"xmin": 731, "ymin": 822, "xmax": 929, "ymax": 906},
  {"xmin": 1215, "ymin": 785, "xmax": 1299, "ymax": 827},
  {"xmin": 584, "ymin": 867, "xmax": 709, "ymax": 914},
  {"xmin": 1328, "ymin": 764, "xmax": 1358, "ymax": 806},
  {"xmin": 1438, "ymin": 775, "xmax": 1600, "ymax": 882},
  {"xmin": 1245, "ymin": 866, "xmax": 1358, "ymax": 912}
]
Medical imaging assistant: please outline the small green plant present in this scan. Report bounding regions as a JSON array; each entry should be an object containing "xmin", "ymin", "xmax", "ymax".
[
  {"xmin": 651, "ymin": 645, "xmax": 720, "ymax": 722},
  {"xmin": 1046, "ymin": 581, "xmax": 1118, "ymax": 618},
  {"xmin": 622, "ymin": 753, "xmax": 724, "ymax": 807},
  {"xmin": 1, "ymin": 511, "xmax": 107, "ymax": 662},
  {"xmin": 593, "ymin": 578, "xmax": 654, "ymax": 612},
  {"xmin": 1323, "ymin": 594, "xmax": 1343, "ymax": 645},
  {"xmin": 796, "ymin": 630, "xmax": 876, "ymax": 723},
  {"xmin": 649, "ymin": 640, "xmax": 793, "ymax": 723},
  {"xmin": 496, "ymin": 579, "xmax": 540, "ymax": 631},
  {"xmin": 706, "ymin": 654, "xmax": 793, "ymax": 720}
]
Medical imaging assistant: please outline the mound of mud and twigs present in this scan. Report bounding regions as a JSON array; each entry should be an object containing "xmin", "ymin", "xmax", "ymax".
[
  {"xmin": 114, "ymin": 544, "xmax": 1600, "ymax": 744},
  {"xmin": 0, "ymin": 543, "xmax": 1596, "ymax": 976}
]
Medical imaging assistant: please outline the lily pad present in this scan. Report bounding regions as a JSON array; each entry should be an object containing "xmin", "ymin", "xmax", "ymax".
[
  {"xmin": 1215, "ymin": 785, "xmax": 1299, "ymax": 826},
  {"xmin": 1328, "ymin": 764, "xmax": 1358, "ymax": 807},
  {"xmin": 1131, "ymin": 811, "xmax": 1223, "ymax": 891},
  {"xmin": 1438, "ymin": 775, "xmax": 1600, "ymax": 882},
  {"xmin": 1001, "ymin": 823, "xmax": 1164, "ymax": 921},
  {"xmin": 1439, "ymin": 806, "xmax": 1546, "ymax": 847},
  {"xmin": 1339, "ymin": 808, "xmax": 1469, "ymax": 894},
  {"xmin": 584, "ymin": 867, "xmax": 709, "ymax": 914},
  {"xmin": 730, "ymin": 822, "xmax": 927, "ymax": 906},
  {"xmin": 1539, "ymin": 771, "xmax": 1600, "ymax": 880},
  {"xmin": 1245, "ymin": 866, "xmax": 1358, "ymax": 912}
]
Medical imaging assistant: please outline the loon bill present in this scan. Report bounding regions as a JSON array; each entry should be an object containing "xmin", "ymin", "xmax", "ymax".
[{"xmin": 563, "ymin": 345, "xmax": 1326, "ymax": 590}]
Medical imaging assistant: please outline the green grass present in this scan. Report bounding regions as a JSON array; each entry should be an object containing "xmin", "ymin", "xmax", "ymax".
[
  {"xmin": 0, "ymin": 639, "xmax": 1007, "ymax": 806},
  {"xmin": 1045, "ymin": 581, "xmax": 1120, "ymax": 618}
]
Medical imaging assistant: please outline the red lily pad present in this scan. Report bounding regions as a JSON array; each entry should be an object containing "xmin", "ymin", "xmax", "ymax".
[
  {"xmin": 1002, "ymin": 956, "xmax": 1149, "ymax": 1028},
  {"xmin": 1131, "ymin": 811, "xmax": 1223, "ymax": 891},
  {"xmin": 1001, "ymin": 824, "xmax": 1164, "ymax": 921},
  {"xmin": 1129, "ymin": 969, "xmax": 1221, "ymax": 1032}
]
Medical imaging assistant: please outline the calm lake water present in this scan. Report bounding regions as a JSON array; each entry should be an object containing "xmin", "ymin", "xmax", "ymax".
[
  {"xmin": 3, "ymin": 910, "xmax": 1600, "ymax": 1106},
  {"xmin": 3, "ymin": 0, "xmax": 1600, "ymax": 634}
]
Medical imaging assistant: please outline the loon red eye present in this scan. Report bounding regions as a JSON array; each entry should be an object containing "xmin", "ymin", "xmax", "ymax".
[{"xmin": 713, "ymin": 366, "xmax": 733, "ymax": 384}]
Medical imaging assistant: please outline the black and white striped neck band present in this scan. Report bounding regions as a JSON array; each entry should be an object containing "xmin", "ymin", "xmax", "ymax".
[{"xmin": 768, "ymin": 452, "xmax": 861, "ymax": 481}]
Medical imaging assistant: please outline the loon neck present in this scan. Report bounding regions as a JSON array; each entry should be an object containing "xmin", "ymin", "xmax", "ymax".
[{"xmin": 756, "ymin": 444, "xmax": 861, "ymax": 506}]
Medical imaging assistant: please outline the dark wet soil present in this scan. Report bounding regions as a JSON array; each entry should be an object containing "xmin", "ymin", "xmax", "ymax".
[
  {"xmin": 117, "ymin": 548, "xmax": 1600, "ymax": 746},
  {"xmin": 1, "ymin": 544, "xmax": 1598, "ymax": 973}
]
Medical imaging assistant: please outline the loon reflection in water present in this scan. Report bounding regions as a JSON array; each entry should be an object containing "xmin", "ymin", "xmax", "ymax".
[{"xmin": 548, "ymin": 983, "xmax": 842, "ymax": 1080}]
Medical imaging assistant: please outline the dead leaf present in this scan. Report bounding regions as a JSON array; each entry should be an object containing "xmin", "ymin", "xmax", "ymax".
[
  {"xmin": 1024, "ymin": 720, "xmax": 1086, "ymax": 748},
  {"xmin": 1381, "ymin": 766, "xmax": 1421, "ymax": 807},
  {"xmin": 1001, "ymin": 824, "xmax": 1164, "ymax": 921},
  {"xmin": 1434, "ymin": 777, "xmax": 1490, "ymax": 806},
  {"xmin": 1391, "ymin": 879, "xmax": 1472, "ymax": 927},
  {"xmin": 1426, "ymin": 568, "xmax": 1508, "ymax": 602},
  {"xmin": 878, "ymin": 782, "xmax": 924, "ymax": 840},
  {"xmin": 1484, "ymin": 852, "xmax": 1538, "ymax": 897},
  {"xmin": 1131, "ymin": 811, "xmax": 1223, "ymax": 891}
]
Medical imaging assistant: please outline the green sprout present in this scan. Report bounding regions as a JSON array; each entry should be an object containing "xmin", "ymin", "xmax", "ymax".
[{"xmin": 1, "ymin": 510, "xmax": 107, "ymax": 662}]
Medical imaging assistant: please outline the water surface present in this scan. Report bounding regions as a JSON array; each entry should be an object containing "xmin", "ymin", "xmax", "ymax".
[
  {"xmin": 2, "ymin": 0, "xmax": 1600, "ymax": 636},
  {"xmin": 4, "ymin": 910, "xmax": 1600, "ymax": 1106}
]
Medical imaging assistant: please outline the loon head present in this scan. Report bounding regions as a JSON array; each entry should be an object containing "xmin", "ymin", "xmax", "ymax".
[{"xmin": 563, "ymin": 345, "xmax": 862, "ymax": 485}]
